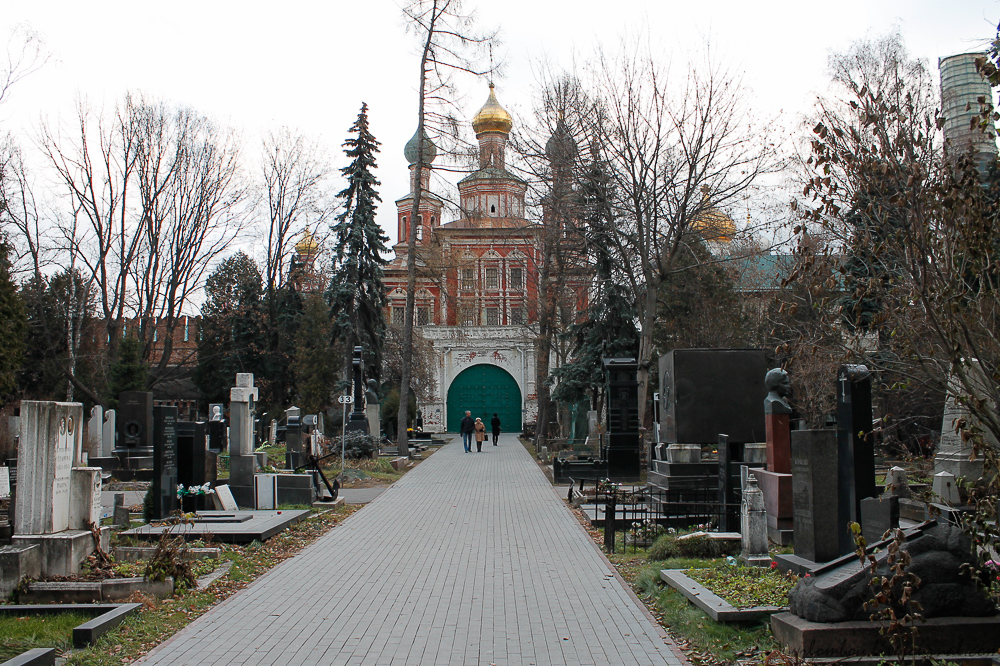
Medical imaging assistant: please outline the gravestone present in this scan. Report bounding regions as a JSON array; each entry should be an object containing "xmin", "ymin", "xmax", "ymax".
[
  {"xmin": 87, "ymin": 406, "xmax": 102, "ymax": 455},
  {"xmin": 791, "ymin": 429, "xmax": 842, "ymax": 563},
  {"xmin": 860, "ymin": 496, "xmax": 899, "ymax": 543},
  {"xmin": 835, "ymin": 365, "xmax": 876, "ymax": 555},
  {"xmin": 12, "ymin": 401, "xmax": 106, "ymax": 575},
  {"xmin": 212, "ymin": 484, "xmax": 238, "ymax": 511},
  {"xmin": 345, "ymin": 347, "xmax": 371, "ymax": 436},
  {"xmin": 101, "ymin": 409, "xmax": 116, "ymax": 457},
  {"xmin": 228, "ymin": 374, "xmax": 259, "ymax": 507},
  {"xmin": 112, "ymin": 493, "xmax": 130, "ymax": 529},
  {"xmin": 885, "ymin": 466, "xmax": 911, "ymax": 498},
  {"xmin": 934, "ymin": 367, "xmax": 993, "ymax": 480},
  {"xmin": 933, "ymin": 471, "xmax": 960, "ymax": 505},
  {"xmin": 602, "ymin": 357, "xmax": 641, "ymax": 481},
  {"xmin": 284, "ymin": 406, "xmax": 303, "ymax": 470},
  {"xmin": 254, "ymin": 474, "xmax": 278, "ymax": 510},
  {"xmin": 365, "ymin": 380, "xmax": 380, "ymax": 437},
  {"xmin": 207, "ymin": 419, "xmax": 225, "ymax": 452},
  {"xmin": 117, "ymin": 391, "xmax": 154, "ymax": 454},
  {"xmin": 740, "ymin": 474, "xmax": 771, "ymax": 566},
  {"xmin": 0, "ymin": 466, "xmax": 8, "ymax": 498},
  {"xmin": 176, "ymin": 421, "xmax": 214, "ymax": 512},
  {"xmin": 269, "ymin": 419, "xmax": 277, "ymax": 446},
  {"xmin": 152, "ymin": 406, "xmax": 179, "ymax": 520}
]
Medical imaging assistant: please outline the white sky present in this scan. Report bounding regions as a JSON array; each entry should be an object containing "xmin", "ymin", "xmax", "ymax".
[{"xmin": 0, "ymin": 0, "xmax": 997, "ymax": 250}]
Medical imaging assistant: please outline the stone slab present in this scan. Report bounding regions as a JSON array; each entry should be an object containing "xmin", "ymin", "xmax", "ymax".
[
  {"xmin": 771, "ymin": 612, "xmax": 1000, "ymax": 658},
  {"xmin": 0, "ymin": 544, "xmax": 41, "ymax": 599},
  {"xmin": 114, "ymin": 546, "xmax": 220, "ymax": 562},
  {"xmin": 660, "ymin": 569, "xmax": 786, "ymax": 622},
  {"xmin": 11, "ymin": 527, "xmax": 111, "ymax": 577},
  {"xmin": 1, "ymin": 648, "xmax": 55, "ymax": 666},
  {"xmin": 0, "ymin": 603, "xmax": 141, "ymax": 648},
  {"xmin": 120, "ymin": 509, "xmax": 310, "ymax": 543}
]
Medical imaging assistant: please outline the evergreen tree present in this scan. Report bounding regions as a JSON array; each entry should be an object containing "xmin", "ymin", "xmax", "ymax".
[
  {"xmin": 326, "ymin": 102, "xmax": 389, "ymax": 385},
  {"xmin": 552, "ymin": 154, "xmax": 639, "ymax": 408},
  {"xmin": 293, "ymin": 293, "xmax": 340, "ymax": 414},
  {"xmin": 106, "ymin": 336, "xmax": 147, "ymax": 408},
  {"xmin": 195, "ymin": 252, "xmax": 265, "ymax": 406},
  {"xmin": 0, "ymin": 240, "xmax": 27, "ymax": 402}
]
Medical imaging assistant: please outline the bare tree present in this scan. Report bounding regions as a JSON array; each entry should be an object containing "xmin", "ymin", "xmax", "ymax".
[
  {"xmin": 398, "ymin": 0, "xmax": 496, "ymax": 454},
  {"xmin": 588, "ymin": 43, "xmax": 778, "ymax": 425}
]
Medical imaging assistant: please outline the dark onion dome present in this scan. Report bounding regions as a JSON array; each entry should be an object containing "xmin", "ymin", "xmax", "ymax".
[
  {"xmin": 471, "ymin": 83, "xmax": 513, "ymax": 135},
  {"xmin": 404, "ymin": 127, "xmax": 437, "ymax": 166},
  {"xmin": 545, "ymin": 117, "xmax": 578, "ymax": 164}
]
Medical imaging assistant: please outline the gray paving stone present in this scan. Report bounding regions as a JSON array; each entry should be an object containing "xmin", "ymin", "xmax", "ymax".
[{"xmin": 136, "ymin": 433, "xmax": 686, "ymax": 665}]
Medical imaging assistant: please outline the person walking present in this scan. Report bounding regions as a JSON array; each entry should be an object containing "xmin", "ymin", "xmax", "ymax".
[
  {"xmin": 491, "ymin": 413, "xmax": 501, "ymax": 445},
  {"xmin": 460, "ymin": 411, "xmax": 475, "ymax": 453},
  {"xmin": 474, "ymin": 417, "xmax": 486, "ymax": 452}
]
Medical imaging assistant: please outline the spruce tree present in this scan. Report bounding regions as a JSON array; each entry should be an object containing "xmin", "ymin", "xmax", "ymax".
[
  {"xmin": 106, "ymin": 336, "xmax": 147, "ymax": 408},
  {"xmin": 293, "ymin": 293, "xmax": 339, "ymax": 414},
  {"xmin": 0, "ymin": 240, "xmax": 27, "ymax": 401},
  {"xmin": 327, "ymin": 102, "xmax": 389, "ymax": 384}
]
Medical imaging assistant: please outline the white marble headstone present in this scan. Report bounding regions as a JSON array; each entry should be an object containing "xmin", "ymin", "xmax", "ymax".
[
  {"xmin": 212, "ymin": 484, "xmax": 239, "ymax": 511},
  {"xmin": 14, "ymin": 401, "xmax": 83, "ymax": 535},
  {"xmin": 87, "ymin": 406, "xmax": 103, "ymax": 454},
  {"xmin": 0, "ymin": 466, "xmax": 9, "ymax": 498},
  {"xmin": 102, "ymin": 409, "xmax": 116, "ymax": 457}
]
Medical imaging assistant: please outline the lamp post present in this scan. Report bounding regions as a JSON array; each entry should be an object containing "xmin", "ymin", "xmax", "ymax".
[{"xmin": 338, "ymin": 394, "xmax": 353, "ymax": 479}]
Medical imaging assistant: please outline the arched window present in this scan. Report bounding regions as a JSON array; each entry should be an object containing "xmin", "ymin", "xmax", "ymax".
[{"xmin": 417, "ymin": 224, "xmax": 424, "ymax": 240}]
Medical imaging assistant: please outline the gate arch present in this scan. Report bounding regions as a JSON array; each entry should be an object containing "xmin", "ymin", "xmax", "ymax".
[{"xmin": 446, "ymin": 364, "xmax": 522, "ymax": 433}]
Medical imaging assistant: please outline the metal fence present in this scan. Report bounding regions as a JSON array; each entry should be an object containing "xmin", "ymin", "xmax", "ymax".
[{"xmin": 574, "ymin": 482, "xmax": 738, "ymax": 554}]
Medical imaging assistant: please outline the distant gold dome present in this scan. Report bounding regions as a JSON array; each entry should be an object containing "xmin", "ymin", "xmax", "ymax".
[
  {"xmin": 472, "ymin": 83, "xmax": 513, "ymax": 135},
  {"xmin": 296, "ymin": 226, "xmax": 319, "ymax": 255},
  {"xmin": 691, "ymin": 186, "xmax": 736, "ymax": 242}
]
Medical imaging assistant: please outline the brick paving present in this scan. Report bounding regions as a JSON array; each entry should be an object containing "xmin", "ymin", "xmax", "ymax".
[{"xmin": 137, "ymin": 435, "xmax": 687, "ymax": 666}]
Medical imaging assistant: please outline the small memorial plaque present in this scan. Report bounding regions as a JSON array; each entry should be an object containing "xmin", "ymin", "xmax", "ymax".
[{"xmin": 213, "ymin": 484, "xmax": 239, "ymax": 511}]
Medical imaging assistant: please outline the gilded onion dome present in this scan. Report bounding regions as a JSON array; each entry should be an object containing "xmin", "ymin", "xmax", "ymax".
[
  {"xmin": 295, "ymin": 226, "xmax": 319, "ymax": 255},
  {"xmin": 691, "ymin": 186, "xmax": 736, "ymax": 243},
  {"xmin": 404, "ymin": 127, "xmax": 437, "ymax": 166},
  {"xmin": 472, "ymin": 83, "xmax": 513, "ymax": 135}
]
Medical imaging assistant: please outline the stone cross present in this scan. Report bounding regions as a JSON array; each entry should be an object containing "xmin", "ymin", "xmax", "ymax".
[{"xmin": 228, "ymin": 373, "xmax": 259, "ymax": 493}]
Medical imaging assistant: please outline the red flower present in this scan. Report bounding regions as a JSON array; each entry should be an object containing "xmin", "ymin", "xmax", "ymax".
[{"xmin": 770, "ymin": 561, "xmax": 777, "ymax": 569}]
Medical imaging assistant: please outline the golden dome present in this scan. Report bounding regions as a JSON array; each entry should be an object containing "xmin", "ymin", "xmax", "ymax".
[
  {"xmin": 691, "ymin": 186, "xmax": 736, "ymax": 242},
  {"xmin": 296, "ymin": 226, "xmax": 319, "ymax": 255},
  {"xmin": 472, "ymin": 83, "xmax": 513, "ymax": 135}
]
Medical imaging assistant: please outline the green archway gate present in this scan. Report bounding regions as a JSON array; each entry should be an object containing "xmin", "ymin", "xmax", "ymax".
[{"xmin": 446, "ymin": 364, "xmax": 522, "ymax": 433}]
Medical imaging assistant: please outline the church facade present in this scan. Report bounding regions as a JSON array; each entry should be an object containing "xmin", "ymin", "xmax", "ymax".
[{"xmin": 382, "ymin": 85, "xmax": 587, "ymax": 433}]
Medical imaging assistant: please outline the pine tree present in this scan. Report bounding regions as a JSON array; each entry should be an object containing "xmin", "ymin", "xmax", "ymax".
[
  {"xmin": 106, "ymin": 336, "xmax": 147, "ymax": 408},
  {"xmin": 327, "ymin": 102, "xmax": 389, "ymax": 384}
]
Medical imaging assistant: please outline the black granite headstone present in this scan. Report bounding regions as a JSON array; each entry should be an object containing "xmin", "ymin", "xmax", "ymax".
[
  {"xmin": 717, "ymin": 434, "xmax": 743, "ymax": 532},
  {"xmin": 659, "ymin": 349, "xmax": 767, "ymax": 444},
  {"xmin": 152, "ymin": 406, "xmax": 179, "ymax": 519},
  {"xmin": 207, "ymin": 420, "xmax": 225, "ymax": 453},
  {"xmin": 602, "ymin": 357, "xmax": 641, "ymax": 481},
  {"xmin": 836, "ymin": 365, "xmax": 877, "ymax": 554},
  {"xmin": 118, "ymin": 391, "xmax": 154, "ymax": 452},
  {"xmin": 791, "ymin": 429, "xmax": 842, "ymax": 563},
  {"xmin": 285, "ymin": 410, "xmax": 303, "ymax": 470},
  {"xmin": 177, "ymin": 421, "xmax": 214, "ymax": 512}
]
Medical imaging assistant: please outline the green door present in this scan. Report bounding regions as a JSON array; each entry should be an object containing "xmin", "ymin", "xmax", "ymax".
[{"xmin": 447, "ymin": 364, "xmax": 522, "ymax": 433}]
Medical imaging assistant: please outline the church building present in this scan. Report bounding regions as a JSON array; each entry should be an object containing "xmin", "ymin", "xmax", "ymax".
[{"xmin": 382, "ymin": 85, "xmax": 588, "ymax": 433}]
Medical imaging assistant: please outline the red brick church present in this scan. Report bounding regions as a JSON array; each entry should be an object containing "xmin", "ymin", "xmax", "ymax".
[{"xmin": 382, "ymin": 84, "xmax": 589, "ymax": 433}]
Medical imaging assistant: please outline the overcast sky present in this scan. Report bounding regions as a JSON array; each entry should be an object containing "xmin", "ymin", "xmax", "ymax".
[{"xmin": 0, "ymin": 0, "xmax": 997, "ymax": 252}]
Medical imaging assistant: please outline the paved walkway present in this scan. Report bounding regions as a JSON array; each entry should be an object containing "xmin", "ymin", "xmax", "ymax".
[{"xmin": 137, "ymin": 435, "xmax": 686, "ymax": 666}]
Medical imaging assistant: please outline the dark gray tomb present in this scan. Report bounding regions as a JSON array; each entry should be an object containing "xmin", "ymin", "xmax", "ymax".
[
  {"xmin": 117, "ymin": 391, "xmax": 154, "ymax": 468},
  {"xmin": 602, "ymin": 357, "xmax": 641, "ymax": 482},
  {"xmin": 177, "ymin": 421, "xmax": 215, "ymax": 512},
  {"xmin": 836, "ymin": 364, "xmax": 876, "ymax": 554},
  {"xmin": 152, "ymin": 406, "xmax": 179, "ymax": 520},
  {"xmin": 790, "ymin": 429, "xmax": 841, "ymax": 563},
  {"xmin": 284, "ymin": 407, "xmax": 303, "ymax": 470}
]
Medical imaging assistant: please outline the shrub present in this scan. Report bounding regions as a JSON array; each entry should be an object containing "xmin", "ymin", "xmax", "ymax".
[
  {"xmin": 648, "ymin": 532, "xmax": 741, "ymax": 561},
  {"xmin": 324, "ymin": 431, "xmax": 378, "ymax": 460}
]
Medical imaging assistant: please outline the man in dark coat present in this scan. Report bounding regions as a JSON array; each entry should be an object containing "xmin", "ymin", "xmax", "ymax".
[
  {"xmin": 460, "ymin": 411, "xmax": 475, "ymax": 453},
  {"xmin": 490, "ymin": 413, "xmax": 501, "ymax": 445}
]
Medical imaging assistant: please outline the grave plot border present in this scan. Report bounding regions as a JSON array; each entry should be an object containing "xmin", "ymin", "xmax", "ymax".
[
  {"xmin": 1, "ymin": 647, "xmax": 55, "ymax": 666},
  {"xmin": 660, "ymin": 569, "xmax": 787, "ymax": 622},
  {"xmin": 0, "ymin": 603, "xmax": 141, "ymax": 648}
]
